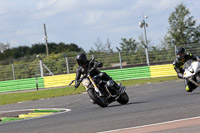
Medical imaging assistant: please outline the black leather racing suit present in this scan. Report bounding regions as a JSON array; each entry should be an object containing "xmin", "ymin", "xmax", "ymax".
[
  {"xmin": 75, "ymin": 60, "xmax": 113, "ymax": 88},
  {"xmin": 173, "ymin": 53, "xmax": 199, "ymax": 91}
]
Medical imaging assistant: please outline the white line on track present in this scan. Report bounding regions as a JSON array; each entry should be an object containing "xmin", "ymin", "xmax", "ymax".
[{"xmin": 98, "ymin": 116, "xmax": 200, "ymax": 133}]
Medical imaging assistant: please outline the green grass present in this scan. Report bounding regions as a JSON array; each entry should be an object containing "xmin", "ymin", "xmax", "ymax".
[
  {"xmin": 0, "ymin": 86, "xmax": 85, "ymax": 105},
  {"xmin": 119, "ymin": 76, "xmax": 179, "ymax": 86},
  {"xmin": 0, "ymin": 76, "xmax": 179, "ymax": 105}
]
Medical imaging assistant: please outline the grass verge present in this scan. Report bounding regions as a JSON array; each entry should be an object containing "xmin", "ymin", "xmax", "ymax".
[{"xmin": 0, "ymin": 76, "xmax": 179, "ymax": 105}]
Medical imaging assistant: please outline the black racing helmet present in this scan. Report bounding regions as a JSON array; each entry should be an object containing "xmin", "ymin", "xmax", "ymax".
[
  {"xmin": 176, "ymin": 47, "xmax": 185, "ymax": 60},
  {"xmin": 76, "ymin": 53, "xmax": 88, "ymax": 67}
]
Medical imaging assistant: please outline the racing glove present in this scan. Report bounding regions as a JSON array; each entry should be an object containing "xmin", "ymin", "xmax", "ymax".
[
  {"xmin": 177, "ymin": 73, "xmax": 184, "ymax": 79},
  {"xmin": 197, "ymin": 56, "xmax": 200, "ymax": 62},
  {"xmin": 75, "ymin": 81, "xmax": 80, "ymax": 88},
  {"xmin": 96, "ymin": 62, "xmax": 103, "ymax": 67},
  {"xmin": 93, "ymin": 61, "xmax": 103, "ymax": 68}
]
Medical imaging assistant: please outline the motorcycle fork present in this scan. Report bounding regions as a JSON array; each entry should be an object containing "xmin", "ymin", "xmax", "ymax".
[
  {"xmin": 189, "ymin": 78, "xmax": 200, "ymax": 87},
  {"xmin": 88, "ymin": 75, "xmax": 103, "ymax": 96},
  {"xmin": 105, "ymin": 86, "xmax": 118, "ymax": 98}
]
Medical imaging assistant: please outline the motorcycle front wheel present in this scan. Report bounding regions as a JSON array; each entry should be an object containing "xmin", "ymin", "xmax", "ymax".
[
  {"xmin": 117, "ymin": 92, "xmax": 129, "ymax": 105},
  {"xmin": 88, "ymin": 88, "xmax": 108, "ymax": 107}
]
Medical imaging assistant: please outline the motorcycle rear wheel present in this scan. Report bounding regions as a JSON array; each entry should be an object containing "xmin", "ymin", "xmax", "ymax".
[{"xmin": 88, "ymin": 89, "xmax": 108, "ymax": 107}]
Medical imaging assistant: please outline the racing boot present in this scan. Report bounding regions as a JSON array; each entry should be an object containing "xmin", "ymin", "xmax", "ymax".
[
  {"xmin": 185, "ymin": 79, "xmax": 197, "ymax": 93},
  {"xmin": 185, "ymin": 85, "xmax": 196, "ymax": 92}
]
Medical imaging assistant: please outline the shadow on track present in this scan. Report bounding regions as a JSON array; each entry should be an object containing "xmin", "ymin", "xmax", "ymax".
[
  {"xmin": 190, "ymin": 92, "xmax": 200, "ymax": 95},
  {"xmin": 108, "ymin": 101, "xmax": 150, "ymax": 108}
]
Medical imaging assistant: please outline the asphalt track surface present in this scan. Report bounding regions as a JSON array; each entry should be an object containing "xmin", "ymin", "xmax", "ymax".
[{"xmin": 1, "ymin": 80, "xmax": 200, "ymax": 133}]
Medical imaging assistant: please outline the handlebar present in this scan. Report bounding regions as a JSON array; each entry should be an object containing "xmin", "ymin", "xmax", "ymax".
[
  {"xmin": 68, "ymin": 75, "xmax": 86, "ymax": 86},
  {"xmin": 88, "ymin": 58, "xmax": 98, "ymax": 74},
  {"xmin": 69, "ymin": 57, "xmax": 96, "ymax": 87},
  {"xmin": 88, "ymin": 58, "xmax": 95, "ymax": 70}
]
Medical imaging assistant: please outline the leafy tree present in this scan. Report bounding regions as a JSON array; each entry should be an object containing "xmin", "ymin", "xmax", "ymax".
[
  {"xmin": 13, "ymin": 46, "xmax": 31, "ymax": 58},
  {"xmin": 120, "ymin": 38, "xmax": 139, "ymax": 53},
  {"xmin": 48, "ymin": 42, "xmax": 58, "ymax": 54},
  {"xmin": 138, "ymin": 34, "xmax": 151, "ymax": 48},
  {"xmin": 57, "ymin": 42, "xmax": 67, "ymax": 53},
  {"xmin": 0, "ymin": 42, "xmax": 84, "ymax": 62},
  {"xmin": 104, "ymin": 38, "xmax": 113, "ymax": 53},
  {"xmin": 0, "ymin": 42, "xmax": 10, "ymax": 53},
  {"xmin": 137, "ymin": 35, "xmax": 151, "ymax": 63},
  {"xmin": 66, "ymin": 43, "xmax": 84, "ymax": 52},
  {"xmin": 165, "ymin": 3, "xmax": 200, "ymax": 46},
  {"xmin": 89, "ymin": 38, "xmax": 113, "ymax": 53},
  {"xmin": 31, "ymin": 43, "xmax": 46, "ymax": 54},
  {"xmin": 90, "ymin": 38, "xmax": 105, "ymax": 53}
]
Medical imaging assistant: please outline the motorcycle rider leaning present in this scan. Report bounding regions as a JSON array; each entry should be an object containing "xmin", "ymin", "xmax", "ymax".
[
  {"xmin": 75, "ymin": 53, "xmax": 121, "ymax": 92},
  {"xmin": 173, "ymin": 47, "xmax": 200, "ymax": 92}
]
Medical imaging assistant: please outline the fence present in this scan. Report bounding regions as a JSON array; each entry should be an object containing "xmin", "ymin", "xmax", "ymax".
[
  {"xmin": 0, "ymin": 64, "xmax": 178, "ymax": 92},
  {"xmin": 1, "ymin": 43, "xmax": 200, "ymax": 92},
  {"xmin": 0, "ymin": 43, "xmax": 199, "ymax": 82}
]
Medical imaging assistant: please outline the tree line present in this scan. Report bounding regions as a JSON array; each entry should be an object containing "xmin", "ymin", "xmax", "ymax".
[{"xmin": 0, "ymin": 42, "xmax": 84, "ymax": 64}]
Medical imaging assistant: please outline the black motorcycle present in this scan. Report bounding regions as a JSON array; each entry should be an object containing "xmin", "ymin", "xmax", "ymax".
[{"xmin": 69, "ymin": 58, "xmax": 129, "ymax": 107}]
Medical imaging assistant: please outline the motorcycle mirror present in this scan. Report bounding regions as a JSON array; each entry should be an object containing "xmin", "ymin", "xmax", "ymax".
[
  {"xmin": 69, "ymin": 80, "xmax": 75, "ymax": 86},
  {"xmin": 92, "ymin": 54, "xmax": 94, "ymax": 60}
]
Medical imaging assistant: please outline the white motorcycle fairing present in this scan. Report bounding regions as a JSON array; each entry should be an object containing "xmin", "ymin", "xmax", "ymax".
[
  {"xmin": 184, "ymin": 61, "xmax": 200, "ymax": 87},
  {"xmin": 184, "ymin": 62, "xmax": 200, "ymax": 78}
]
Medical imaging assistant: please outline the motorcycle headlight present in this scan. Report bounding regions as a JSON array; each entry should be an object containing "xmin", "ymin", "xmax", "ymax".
[
  {"xmin": 82, "ymin": 79, "xmax": 90, "ymax": 87},
  {"xmin": 106, "ymin": 80, "xmax": 115, "ymax": 87}
]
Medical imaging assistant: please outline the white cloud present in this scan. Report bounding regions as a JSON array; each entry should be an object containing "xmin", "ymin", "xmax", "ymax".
[
  {"xmin": 84, "ymin": 0, "xmax": 110, "ymax": 6},
  {"xmin": 109, "ymin": 26, "xmax": 135, "ymax": 33},
  {"xmin": 152, "ymin": 0, "xmax": 178, "ymax": 10},
  {"xmin": 81, "ymin": 9, "xmax": 131, "ymax": 26},
  {"xmin": 36, "ymin": 0, "xmax": 57, "ymax": 10},
  {"xmin": 184, "ymin": 0, "xmax": 200, "ymax": 23},
  {"xmin": 0, "ymin": 0, "xmax": 200, "ymax": 50},
  {"xmin": 0, "ymin": 1, "xmax": 15, "ymax": 17},
  {"xmin": 82, "ymin": 10, "xmax": 103, "ymax": 25},
  {"xmin": 83, "ymin": 0, "xmax": 121, "ymax": 8},
  {"xmin": 129, "ymin": 0, "xmax": 181, "ymax": 14},
  {"xmin": 104, "ymin": 10, "xmax": 131, "ymax": 21},
  {"xmin": 33, "ymin": 0, "xmax": 80, "ymax": 18}
]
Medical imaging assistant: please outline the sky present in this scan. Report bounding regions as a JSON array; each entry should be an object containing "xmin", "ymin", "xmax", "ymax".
[{"xmin": 0, "ymin": 0, "xmax": 200, "ymax": 52}]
